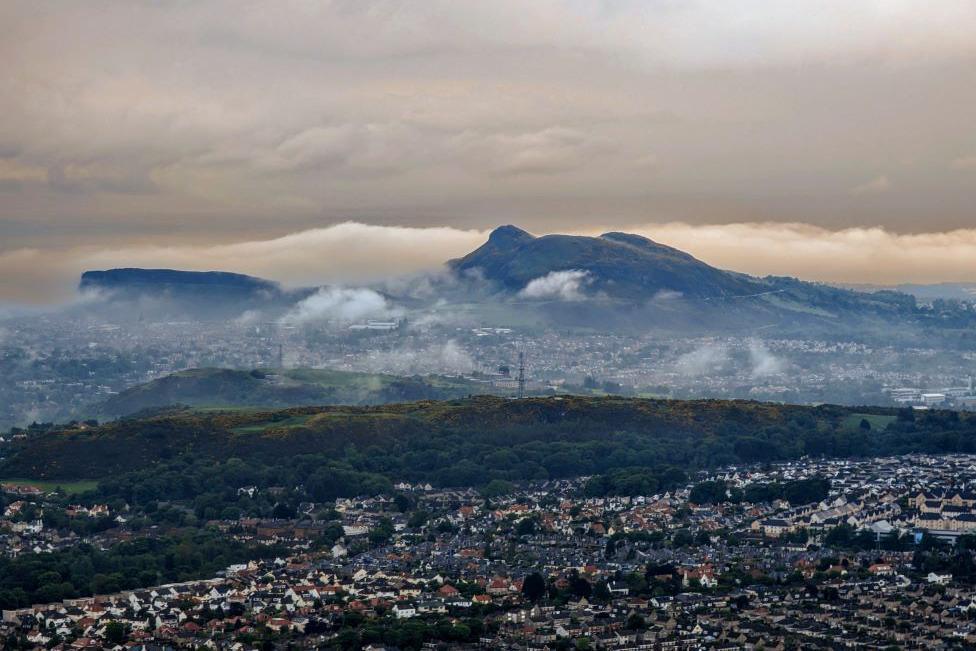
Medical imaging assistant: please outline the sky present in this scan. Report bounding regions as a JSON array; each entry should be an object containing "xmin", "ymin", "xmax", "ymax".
[{"xmin": 2, "ymin": 1, "xmax": 976, "ymax": 303}]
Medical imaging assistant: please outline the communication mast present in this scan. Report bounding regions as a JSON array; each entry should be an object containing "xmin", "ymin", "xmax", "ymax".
[{"xmin": 517, "ymin": 351, "xmax": 526, "ymax": 399}]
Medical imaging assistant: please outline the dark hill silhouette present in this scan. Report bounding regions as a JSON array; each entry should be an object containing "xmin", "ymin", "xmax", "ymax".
[
  {"xmin": 80, "ymin": 268, "xmax": 281, "ymax": 297},
  {"xmin": 450, "ymin": 225, "xmax": 758, "ymax": 299},
  {"xmin": 447, "ymin": 226, "xmax": 927, "ymax": 333}
]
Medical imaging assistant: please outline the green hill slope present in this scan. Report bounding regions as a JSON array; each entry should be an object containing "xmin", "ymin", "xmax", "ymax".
[
  {"xmin": 94, "ymin": 367, "xmax": 493, "ymax": 417},
  {"xmin": 5, "ymin": 395, "xmax": 966, "ymax": 486}
]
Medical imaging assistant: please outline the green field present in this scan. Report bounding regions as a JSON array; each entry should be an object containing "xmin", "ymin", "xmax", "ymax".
[
  {"xmin": 842, "ymin": 412, "xmax": 896, "ymax": 431},
  {"xmin": 0, "ymin": 478, "xmax": 98, "ymax": 495}
]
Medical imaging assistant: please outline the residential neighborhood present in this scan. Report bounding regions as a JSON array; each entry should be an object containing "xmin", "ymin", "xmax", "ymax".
[{"xmin": 7, "ymin": 454, "xmax": 976, "ymax": 648}]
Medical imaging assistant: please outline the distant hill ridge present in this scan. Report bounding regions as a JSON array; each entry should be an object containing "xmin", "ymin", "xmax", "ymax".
[
  {"xmin": 2, "ymin": 394, "xmax": 969, "ymax": 484},
  {"xmin": 75, "ymin": 225, "xmax": 959, "ymax": 333},
  {"xmin": 93, "ymin": 367, "xmax": 493, "ymax": 418},
  {"xmin": 445, "ymin": 225, "xmax": 935, "ymax": 332},
  {"xmin": 450, "ymin": 224, "xmax": 757, "ymax": 298},
  {"xmin": 80, "ymin": 268, "xmax": 281, "ymax": 294},
  {"xmin": 76, "ymin": 267, "xmax": 304, "ymax": 319}
]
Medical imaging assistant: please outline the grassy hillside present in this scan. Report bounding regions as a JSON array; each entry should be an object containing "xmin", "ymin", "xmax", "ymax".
[
  {"xmin": 94, "ymin": 367, "xmax": 494, "ymax": 417},
  {"xmin": 5, "ymin": 395, "xmax": 966, "ymax": 487}
]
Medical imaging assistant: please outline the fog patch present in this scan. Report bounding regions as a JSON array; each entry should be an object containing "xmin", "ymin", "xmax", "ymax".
[
  {"xmin": 408, "ymin": 301, "xmax": 479, "ymax": 329},
  {"xmin": 357, "ymin": 340, "xmax": 475, "ymax": 375},
  {"xmin": 233, "ymin": 309, "xmax": 264, "ymax": 326},
  {"xmin": 17, "ymin": 406, "xmax": 43, "ymax": 427},
  {"xmin": 280, "ymin": 287, "xmax": 396, "ymax": 326},
  {"xmin": 749, "ymin": 340, "xmax": 787, "ymax": 377},
  {"xmin": 675, "ymin": 343, "xmax": 728, "ymax": 376},
  {"xmin": 519, "ymin": 270, "xmax": 590, "ymax": 301}
]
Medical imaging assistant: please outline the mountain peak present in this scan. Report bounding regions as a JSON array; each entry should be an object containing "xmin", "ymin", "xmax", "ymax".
[
  {"xmin": 487, "ymin": 225, "xmax": 534, "ymax": 246},
  {"xmin": 450, "ymin": 226, "xmax": 754, "ymax": 298}
]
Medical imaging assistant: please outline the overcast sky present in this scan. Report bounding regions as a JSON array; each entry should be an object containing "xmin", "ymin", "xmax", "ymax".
[{"xmin": 3, "ymin": 1, "xmax": 976, "ymax": 302}]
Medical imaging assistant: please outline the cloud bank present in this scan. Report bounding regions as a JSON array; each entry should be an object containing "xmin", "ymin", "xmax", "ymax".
[
  {"xmin": 0, "ymin": 222, "xmax": 487, "ymax": 304},
  {"xmin": 626, "ymin": 222, "xmax": 976, "ymax": 288},
  {"xmin": 11, "ymin": 221, "xmax": 976, "ymax": 305},
  {"xmin": 280, "ymin": 287, "xmax": 395, "ymax": 326}
]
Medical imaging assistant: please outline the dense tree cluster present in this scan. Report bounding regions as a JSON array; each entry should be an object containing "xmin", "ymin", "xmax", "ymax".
[
  {"xmin": 7, "ymin": 397, "xmax": 976, "ymax": 503},
  {"xmin": 0, "ymin": 533, "xmax": 284, "ymax": 609},
  {"xmin": 689, "ymin": 477, "xmax": 831, "ymax": 506},
  {"xmin": 330, "ymin": 615, "xmax": 489, "ymax": 650},
  {"xmin": 583, "ymin": 467, "xmax": 688, "ymax": 497}
]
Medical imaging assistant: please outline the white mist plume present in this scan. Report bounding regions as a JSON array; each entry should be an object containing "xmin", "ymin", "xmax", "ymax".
[
  {"xmin": 18, "ymin": 406, "xmax": 42, "ymax": 427},
  {"xmin": 233, "ymin": 309, "xmax": 264, "ymax": 326},
  {"xmin": 408, "ymin": 301, "xmax": 478, "ymax": 329},
  {"xmin": 749, "ymin": 340, "xmax": 787, "ymax": 377},
  {"xmin": 519, "ymin": 270, "xmax": 590, "ymax": 301},
  {"xmin": 281, "ymin": 287, "xmax": 396, "ymax": 325},
  {"xmin": 675, "ymin": 344, "xmax": 728, "ymax": 376},
  {"xmin": 357, "ymin": 340, "xmax": 475, "ymax": 375}
]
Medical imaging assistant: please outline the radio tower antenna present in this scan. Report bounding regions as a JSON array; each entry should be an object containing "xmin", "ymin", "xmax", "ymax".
[{"xmin": 517, "ymin": 351, "xmax": 526, "ymax": 399}]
